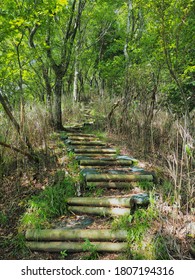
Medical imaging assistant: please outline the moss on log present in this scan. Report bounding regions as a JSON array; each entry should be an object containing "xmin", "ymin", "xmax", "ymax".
[
  {"xmin": 74, "ymin": 148, "xmax": 116, "ymax": 154},
  {"xmin": 25, "ymin": 229, "xmax": 128, "ymax": 241},
  {"xmin": 67, "ymin": 136, "xmax": 99, "ymax": 141},
  {"xmin": 26, "ymin": 241, "xmax": 127, "ymax": 252},
  {"xmin": 86, "ymin": 174, "xmax": 153, "ymax": 182},
  {"xmin": 76, "ymin": 153, "xmax": 116, "ymax": 157},
  {"xmin": 67, "ymin": 196, "xmax": 132, "ymax": 208},
  {"xmin": 67, "ymin": 133, "xmax": 96, "ymax": 137},
  {"xmin": 68, "ymin": 205, "xmax": 130, "ymax": 216},
  {"xmin": 68, "ymin": 141, "xmax": 106, "ymax": 146},
  {"xmin": 71, "ymin": 146, "xmax": 108, "ymax": 150},
  {"xmin": 80, "ymin": 159, "xmax": 133, "ymax": 166},
  {"xmin": 86, "ymin": 182, "xmax": 135, "ymax": 189}
]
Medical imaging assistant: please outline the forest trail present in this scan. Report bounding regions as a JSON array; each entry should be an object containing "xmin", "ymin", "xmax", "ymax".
[{"xmin": 25, "ymin": 107, "xmax": 155, "ymax": 256}]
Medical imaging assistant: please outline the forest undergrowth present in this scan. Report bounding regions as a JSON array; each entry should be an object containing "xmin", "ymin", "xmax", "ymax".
[{"xmin": 0, "ymin": 100, "xmax": 194, "ymax": 260}]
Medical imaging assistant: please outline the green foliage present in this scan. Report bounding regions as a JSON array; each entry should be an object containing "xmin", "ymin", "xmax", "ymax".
[
  {"xmin": 0, "ymin": 233, "xmax": 29, "ymax": 258},
  {"xmin": 138, "ymin": 181, "xmax": 155, "ymax": 191},
  {"xmin": 0, "ymin": 211, "xmax": 8, "ymax": 226},
  {"xmin": 153, "ymin": 235, "xmax": 170, "ymax": 260},
  {"xmin": 82, "ymin": 239, "xmax": 99, "ymax": 260},
  {"xmin": 60, "ymin": 249, "xmax": 68, "ymax": 259},
  {"xmin": 85, "ymin": 183, "xmax": 104, "ymax": 197},
  {"xmin": 19, "ymin": 171, "xmax": 76, "ymax": 230},
  {"xmin": 112, "ymin": 197, "xmax": 159, "ymax": 259}
]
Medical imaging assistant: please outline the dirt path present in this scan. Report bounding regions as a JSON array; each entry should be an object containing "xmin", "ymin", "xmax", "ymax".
[{"xmin": 25, "ymin": 107, "xmax": 156, "ymax": 259}]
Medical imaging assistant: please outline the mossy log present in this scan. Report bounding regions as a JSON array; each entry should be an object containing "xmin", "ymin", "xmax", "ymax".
[
  {"xmin": 86, "ymin": 174, "xmax": 153, "ymax": 182},
  {"xmin": 84, "ymin": 121, "xmax": 95, "ymax": 126},
  {"xmin": 25, "ymin": 229, "xmax": 128, "ymax": 241},
  {"xmin": 64, "ymin": 124, "xmax": 84, "ymax": 129},
  {"xmin": 80, "ymin": 159, "xmax": 133, "ymax": 166},
  {"xmin": 68, "ymin": 206, "xmax": 130, "ymax": 216},
  {"xmin": 67, "ymin": 133, "xmax": 96, "ymax": 137},
  {"xmin": 71, "ymin": 146, "xmax": 108, "ymax": 150},
  {"xmin": 67, "ymin": 137, "xmax": 100, "ymax": 141},
  {"xmin": 86, "ymin": 182, "xmax": 135, "ymax": 189},
  {"xmin": 67, "ymin": 196, "xmax": 133, "ymax": 208},
  {"xmin": 64, "ymin": 127, "xmax": 83, "ymax": 132},
  {"xmin": 68, "ymin": 141, "xmax": 106, "ymax": 146},
  {"xmin": 76, "ymin": 153, "xmax": 116, "ymax": 157},
  {"xmin": 80, "ymin": 166, "xmax": 132, "ymax": 170},
  {"xmin": 26, "ymin": 241, "xmax": 127, "ymax": 252},
  {"xmin": 74, "ymin": 148, "xmax": 116, "ymax": 154}
]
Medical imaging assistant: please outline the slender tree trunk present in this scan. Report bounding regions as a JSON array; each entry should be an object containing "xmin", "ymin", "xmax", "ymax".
[
  {"xmin": 42, "ymin": 67, "xmax": 54, "ymax": 126},
  {"xmin": 54, "ymin": 74, "xmax": 64, "ymax": 130},
  {"xmin": 73, "ymin": 49, "xmax": 79, "ymax": 102},
  {"xmin": 0, "ymin": 92, "xmax": 20, "ymax": 134},
  {"xmin": 0, "ymin": 92, "xmax": 34, "ymax": 152}
]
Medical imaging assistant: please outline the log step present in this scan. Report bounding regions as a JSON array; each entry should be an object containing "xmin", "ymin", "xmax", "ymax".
[
  {"xmin": 73, "ymin": 148, "xmax": 116, "ymax": 154},
  {"xmin": 67, "ymin": 196, "xmax": 133, "ymax": 208},
  {"xmin": 79, "ymin": 159, "xmax": 134, "ymax": 166},
  {"xmin": 66, "ymin": 133, "xmax": 96, "ymax": 137},
  {"xmin": 75, "ymin": 153, "xmax": 116, "ymax": 157},
  {"xmin": 86, "ymin": 182, "xmax": 135, "ymax": 189},
  {"xmin": 86, "ymin": 174, "xmax": 154, "ymax": 182},
  {"xmin": 80, "ymin": 166, "xmax": 132, "ymax": 170},
  {"xmin": 26, "ymin": 241, "xmax": 127, "ymax": 252},
  {"xmin": 68, "ymin": 206, "xmax": 130, "ymax": 216},
  {"xmin": 64, "ymin": 126, "xmax": 83, "ymax": 130},
  {"xmin": 71, "ymin": 146, "xmax": 109, "ymax": 150},
  {"xmin": 25, "ymin": 229, "xmax": 128, "ymax": 241},
  {"xmin": 66, "ymin": 141, "xmax": 106, "ymax": 146},
  {"xmin": 67, "ymin": 137, "xmax": 100, "ymax": 141}
]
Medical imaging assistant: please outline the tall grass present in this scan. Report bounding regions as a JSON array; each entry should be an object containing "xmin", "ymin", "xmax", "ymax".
[{"xmin": 89, "ymin": 97, "xmax": 194, "ymax": 214}]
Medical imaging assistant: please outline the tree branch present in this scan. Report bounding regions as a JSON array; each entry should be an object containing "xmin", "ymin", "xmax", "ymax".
[
  {"xmin": 0, "ymin": 141, "xmax": 36, "ymax": 162},
  {"xmin": 29, "ymin": 23, "xmax": 39, "ymax": 48}
]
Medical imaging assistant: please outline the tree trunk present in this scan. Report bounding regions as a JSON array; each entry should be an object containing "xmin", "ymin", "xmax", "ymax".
[
  {"xmin": 0, "ymin": 92, "xmax": 34, "ymax": 154},
  {"xmin": 42, "ymin": 66, "xmax": 54, "ymax": 125},
  {"xmin": 54, "ymin": 74, "xmax": 64, "ymax": 130},
  {"xmin": 25, "ymin": 229, "xmax": 128, "ymax": 241},
  {"xmin": 73, "ymin": 47, "xmax": 79, "ymax": 102},
  {"xmin": 0, "ymin": 92, "xmax": 20, "ymax": 134},
  {"xmin": 26, "ymin": 241, "xmax": 127, "ymax": 252}
]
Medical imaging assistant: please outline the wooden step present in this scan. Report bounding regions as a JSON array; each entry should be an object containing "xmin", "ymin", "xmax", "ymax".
[
  {"xmin": 67, "ymin": 141, "xmax": 106, "ymax": 146},
  {"xmin": 67, "ymin": 194, "xmax": 150, "ymax": 209},
  {"xmin": 67, "ymin": 196, "xmax": 133, "ymax": 208},
  {"xmin": 86, "ymin": 182, "xmax": 135, "ymax": 189},
  {"xmin": 67, "ymin": 136, "xmax": 99, "ymax": 141},
  {"xmin": 73, "ymin": 148, "xmax": 116, "ymax": 154},
  {"xmin": 80, "ymin": 166, "xmax": 132, "ymax": 170},
  {"xmin": 68, "ymin": 205, "xmax": 130, "ymax": 216},
  {"xmin": 86, "ymin": 174, "xmax": 154, "ymax": 182},
  {"xmin": 26, "ymin": 229, "xmax": 128, "ymax": 241},
  {"xmin": 79, "ymin": 159, "xmax": 134, "ymax": 166},
  {"xmin": 76, "ymin": 153, "xmax": 116, "ymax": 157},
  {"xmin": 67, "ymin": 133, "xmax": 96, "ymax": 137},
  {"xmin": 26, "ymin": 241, "xmax": 127, "ymax": 252}
]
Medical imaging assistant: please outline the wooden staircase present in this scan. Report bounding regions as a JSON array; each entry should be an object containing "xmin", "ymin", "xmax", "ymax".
[{"xmin": 25, "ymin": 106, "xmax": 155, "ymax": 255}]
